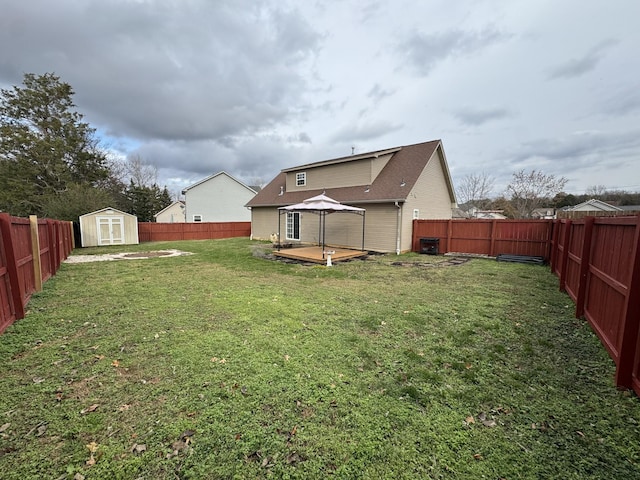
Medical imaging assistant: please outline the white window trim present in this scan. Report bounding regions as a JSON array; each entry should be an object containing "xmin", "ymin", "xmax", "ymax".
[
  {"xmin": 286, "ymin": 212, "xmax": 300, "ymax": 240},
  {"xmin": 296, "ymin": 172, "xmax": 306, "ymax": 186},
  {"xmin": 192, "ymin": 214, "xmax": 203, "ymax": 222}
]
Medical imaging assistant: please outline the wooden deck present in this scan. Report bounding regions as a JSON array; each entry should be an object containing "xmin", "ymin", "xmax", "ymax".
[{"xmin": 272, "ymin": 246, "xmax": 367, "ymax": 264}]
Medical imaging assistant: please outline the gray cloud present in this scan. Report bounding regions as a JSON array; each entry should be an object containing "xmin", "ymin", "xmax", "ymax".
[
  {"xmin": 0, "ymin": 1, "xmax": 638, "ymax": 195},
  {"xmin": 367, "ymin": 83, "xmax": 396, "ymax": 103},
  {"xmin": 397, "ymin": 26, "xmax": 510, "ymax": 76},
  {"xmin": 453, "ymin": 106, "xmax": 512, "ymax": 126},
  {"xmin": 0, "ymin": 1, "xmax": 321, "ymax": 144},
  {"xmin": 510, "ymin": 129, "xmax": 640, "ymax": 171},
  {"xmin": 548, "ymin": 39, "xmax": 618, "ymax": 79},
  {"xmin": 330, "ymin": 120, "xmax": 404, "ymax": 144}
]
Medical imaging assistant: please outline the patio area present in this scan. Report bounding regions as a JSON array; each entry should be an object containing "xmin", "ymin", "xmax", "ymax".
[{"xmin": 272, "ymin": 246, "xmax": 367, "ymax": 264}]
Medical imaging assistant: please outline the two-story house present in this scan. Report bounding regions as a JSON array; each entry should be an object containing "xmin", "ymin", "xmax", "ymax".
[
  {"xmin": 182, "ymin": 171, "xmax": 258, "ymax": 223},
  {"xmin": 246, "ymin": 140, "xmax": 457, "ymax": 253}
]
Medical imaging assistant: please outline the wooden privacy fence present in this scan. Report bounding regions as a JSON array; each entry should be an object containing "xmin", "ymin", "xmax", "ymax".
[
  {"xmin": 550, "ymin": 215, "xmax": 640, "ymax": 396},
  {"xmin": 138, "ymin": 221, "xmax": 251, "ymax": 242},
  {"xmin": 413, "ymin": 216, "xmax": 640, "ymax": 396},
  {"xmin": 0, "ymin": 213, "xmax": 74, "ymax": 333},
  {"xmin": 412, "ymin": 219, "xmax": 554, "ymax": 259}
]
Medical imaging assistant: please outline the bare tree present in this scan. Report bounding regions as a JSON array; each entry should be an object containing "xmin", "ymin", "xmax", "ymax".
[
  {"xmin": 506, "ymin": 169, "xmax": 568, "ymax": 218},
  {"xmin": 456, "ymin": 172, "xmax": 495, "ymax": 208},
  {"xmin": 585, "ymin": 184, "xmax": 607, "ymax": 198},
  {"xmin": 125, "ymin": 154, "xmax": 158, "ymax": 187}
]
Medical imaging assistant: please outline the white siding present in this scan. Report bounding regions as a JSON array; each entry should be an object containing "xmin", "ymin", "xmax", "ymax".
[{"xmin": 184, "ymin": 173, "xmax": 255, "ymax": 222}]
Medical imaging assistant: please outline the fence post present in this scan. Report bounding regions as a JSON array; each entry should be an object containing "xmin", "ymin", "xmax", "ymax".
[
  {"xmin": 549, "ymin": 220, "xmax": 559, "ymax": 272},
  {"xmin": 29, "ymin": 216, "xmax": 43, "ymax": 292},
  {"xmin": 614, "ymin": 214, "xmax": 640, "ymax": 388},
  {"xmin": 489, "ymin": 220, "xmax": 497, "ymax": 257},
  {"xmin": 558, "ymin": 219, "xmax": 572, "ymax": 292},
  {"xmin": 0, "ymin": 213, "xmax": 26, "ymax": 320},
  {"xmin": 574, "ymin": 217, "xmax": 594, "ymax": 318},
  {"xmin": 446, "ymin": 219, "xmax": 452, "ymax": 254}
]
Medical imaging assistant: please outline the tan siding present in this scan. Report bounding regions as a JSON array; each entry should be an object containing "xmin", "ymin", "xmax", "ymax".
[
  {"xmin": 250, "ymin": 208, "xmax": 280, "ymax": 241},
  {"xmin": 155, "ymin": 203, "xmax": 186, "ymax": 223},
  {"xmin": 285, "ymin": 157, "xmax": 390, "ymax": 192},
  {"xmin": 370, "ymin": 154, "xmax": 392, "ymax": 181},
  {"xmin": 79, "ymin": 209, "xmax": 139, "ymax": 247},
  {"xmin": 399, "ymin": 148, "xmax": 453, "ymax": 252},
  {"xmin": 252, "ymin": 205, "xmax": 398, "ymax": 252},
  {"xmin": 320, "ymin": 204, "xmax": 397, "ymax": 252}
]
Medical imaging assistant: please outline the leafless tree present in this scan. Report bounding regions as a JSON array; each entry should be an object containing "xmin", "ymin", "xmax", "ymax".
[
  {"xmin": 456, "ymin": 172, "xmax": 495, "ymax": 208},
  {"xmin": 585, "ymin": 184, "xmax": 607, "ymax": 198},
  {"xmin": 506, "ymin": 169, "xmax": 568, "ymax": 218},
  {"xmin": 125, "ymin": 154, "xmax": 158, "ymax": 187}
]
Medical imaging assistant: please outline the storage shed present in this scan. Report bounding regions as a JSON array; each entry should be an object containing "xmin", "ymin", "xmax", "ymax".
[{"xmin": 79, "ymin": 207, "xmax": 139, "ymax": 247}]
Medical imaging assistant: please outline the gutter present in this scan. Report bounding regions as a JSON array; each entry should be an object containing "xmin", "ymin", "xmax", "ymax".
[{"xmin": 395, "ymin": 201, "xmax": 402, "ymax": 255}]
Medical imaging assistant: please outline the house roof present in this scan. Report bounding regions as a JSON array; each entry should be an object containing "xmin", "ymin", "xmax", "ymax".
[
  {"xmin": 565, "ymin": 199, "xmax": 623, "ymax": 212},
  {"xmin": 181, "ymin": 171, "xmax": 258, "ymax": 195},
  {"xmin": 246, "ymin": 140, "xmax": 455, "ymax": 207},
  {"xmin": 153, "ymin": 200, "xmax": 185, "ymax": 218}
]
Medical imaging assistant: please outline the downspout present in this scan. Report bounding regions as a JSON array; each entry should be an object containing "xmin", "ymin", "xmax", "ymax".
[{"xmin": 395, "ymin": 201, "xmax": 401, "ymax": 255}]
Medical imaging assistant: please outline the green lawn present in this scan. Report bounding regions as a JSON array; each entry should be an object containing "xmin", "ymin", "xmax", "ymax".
[{"xmin": 0, "ymin": 238, "xmax": 639, "ymax": 479}]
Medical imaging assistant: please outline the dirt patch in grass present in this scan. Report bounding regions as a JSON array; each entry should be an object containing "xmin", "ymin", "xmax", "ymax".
[{"xmin": 65, "ymin": 249, "xmax": 193, "ymax": 264}]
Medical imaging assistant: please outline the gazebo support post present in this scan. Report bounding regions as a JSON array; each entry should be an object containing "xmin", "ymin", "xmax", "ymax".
[
  {"xmin": 277, "ymin": 211, "xmax": 282, "ymax": 251},
  {"xmin": 361, "ymin": 212, "xmax": 366, "ymax": 252}
]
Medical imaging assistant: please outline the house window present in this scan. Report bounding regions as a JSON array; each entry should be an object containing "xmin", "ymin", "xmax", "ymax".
[
  {"xmin": 193, "ymin": 214, "xmax": 203, "ymax": 222},
  {"xmin": 296, "ymin": 172, "xmax": 306, "ymax": 186},
  {"xmin": 413, "ymin": 209, "xmax": 420, "ymax": 219},
  {"xmin": 286, "ymin": 212, "xmax": 300, "ymax": 240}
]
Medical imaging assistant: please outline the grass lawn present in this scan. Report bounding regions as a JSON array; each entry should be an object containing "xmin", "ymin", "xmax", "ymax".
[{"xmin": 0, "ymin": 238, "xmax": 639, "ymax": 479}]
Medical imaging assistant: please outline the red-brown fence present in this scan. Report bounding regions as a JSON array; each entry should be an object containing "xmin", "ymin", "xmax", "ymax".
[
  {"xmin": 413, "ymin": 215, "xmax": 640, "ymax": 396},
  {"xmin": 550, "ymin": 215, "xmax": 640, "ymax": 395},
  {"xmin": 412, "ymin": 219, "xmax": 554, "ymax": 259},
  {"xmin": 138, "ymin": 222, "xmax": 251, "ymax": 242},
  {"xmin": 0, "ymin": 213, "xmax": 74, "ymax": 334}
]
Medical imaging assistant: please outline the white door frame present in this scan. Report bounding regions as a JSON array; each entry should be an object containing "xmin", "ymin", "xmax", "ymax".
[{"xmin": 96, "ymin": 216, "xmax": 125, "ymax": 245}]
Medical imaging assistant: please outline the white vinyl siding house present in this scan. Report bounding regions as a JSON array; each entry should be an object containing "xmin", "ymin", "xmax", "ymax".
[{"xmin": 182, "ymin": 171, "xmax": 258, "ymax": 223}]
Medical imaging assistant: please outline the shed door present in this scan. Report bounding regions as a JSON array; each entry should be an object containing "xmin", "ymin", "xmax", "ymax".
[{"xmin": 97, "ymin": 216, "xmax": 124, "ymax": 245}]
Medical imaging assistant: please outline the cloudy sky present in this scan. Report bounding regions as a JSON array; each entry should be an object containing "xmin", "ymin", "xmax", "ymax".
[{"xmin": 1, "ymin": 0, "xmax": 639, "ymax": 198}]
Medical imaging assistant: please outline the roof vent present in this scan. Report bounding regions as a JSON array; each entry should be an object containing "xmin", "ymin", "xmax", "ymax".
[
  {"xmin": 364, "ymin": 185, "xmax": 370, "ymax": 193},
  {"xmin": 400, "ymin": 179, "xmax": 406, "ymax": 187},
  {"xmin": 279, "ymin": 186, "xmax": 284, "ymax": 196}
]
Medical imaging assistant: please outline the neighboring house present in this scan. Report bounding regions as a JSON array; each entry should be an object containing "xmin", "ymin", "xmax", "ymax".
[
  {"xmin": 531, "ymin": 208, "xmax": 556, "ymax": 219},
  {"xmin": 473, "ymin": 210, "xmax": 507, "ymax": 220},
  {"xmin": 154, "ymin": 201, "xmax": 186, "ymax": 223},
  {"xmin": 181, "ymin": 171, "xmax": 258, "ymax": 223},
  {"xmin": 79, "ymin": 207, "xmax": 139, "ymax": 247},
  {"xmin": 452, "ymin": 207, "xmax": 470, "ymax": 219},
  {"xmin": 246, "ymin": 139, "xmax": 457, "ymax": 253},
  {"xmin": 564, "ymin": 199, "xmax": 622, "ymax": 212},
  {"xmin": 620, "ymin": 205, "xmax": 640, "ymax": 213}
]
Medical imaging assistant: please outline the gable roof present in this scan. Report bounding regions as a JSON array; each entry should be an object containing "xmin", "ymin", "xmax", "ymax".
[
  {"xmin": 79, "ymin": 207, "xmax": 137, "ymax": 219},
  {"xmin": 182, "ymin": 171, "xmax": 258, "ymax": 195},
  {"xmin": 565, "ymin": 199, "xmax": 623, "ymax": 212},
  {"xmin": 246, "ymin": 140, "xmax": 455, "ymax": 207},
  {"xmin": 153, "ymin": 200, "xmax": 185, "ymax": 218}
]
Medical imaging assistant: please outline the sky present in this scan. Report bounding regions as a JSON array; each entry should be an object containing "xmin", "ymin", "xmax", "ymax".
[{"xmin": 1, "ymin": 0, "xmax": 639, "ymax": 199}]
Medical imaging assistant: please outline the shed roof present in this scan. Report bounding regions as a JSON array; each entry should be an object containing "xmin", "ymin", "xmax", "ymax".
[
  {"xmin": 79, "ymin": 207, "xmax": 137, "ymax": 219},
  {"xmin": 246, "ymin": 140, "xmax": 454, "ymax": 207}
]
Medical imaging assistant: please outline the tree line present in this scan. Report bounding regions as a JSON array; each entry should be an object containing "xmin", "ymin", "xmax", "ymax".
[
  {"xmin": 0, "ymin": 73, "xmax": 171, "ymax": 222},
  {"xmin": 456, "ymin": 171, "xmax": 640, "ymax": 219}
]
